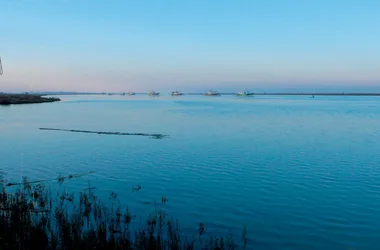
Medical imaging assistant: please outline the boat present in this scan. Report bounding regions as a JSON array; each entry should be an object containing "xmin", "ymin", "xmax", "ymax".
[
  {"xmin": 204, "ymin": 90, "xmax": 220, "ymax": 96},
  {"xmin": 121, "ymin": 92, "xmax": 126, "ymax": 96},
  {"xmin": 128, "ymin": 92, "xmax": 136, "ymax": 96},
  {"xmin": 236, "ymin": 89, "xmax": 254, "ymax": 96},
  {"xmin": 171, "ymin": 90, "xmax": 184, "ymax": 96},
  {"xmin": 149, "ymin": 90, "xmax": 159, "ymax": 96}
]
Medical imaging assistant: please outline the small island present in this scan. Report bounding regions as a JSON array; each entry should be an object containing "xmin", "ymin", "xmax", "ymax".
[{"xmin": 0, "ymin": 93, "xmax": 61, "ymax": 105}]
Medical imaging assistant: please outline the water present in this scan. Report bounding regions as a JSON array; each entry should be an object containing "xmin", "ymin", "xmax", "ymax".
[{"xmin": 1, "ymin": 94, "xmax": 380, "ymax": 249}]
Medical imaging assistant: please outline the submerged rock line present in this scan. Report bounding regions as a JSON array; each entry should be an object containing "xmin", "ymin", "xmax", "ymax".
[{"xmin": 39, "ymin": 128, "xmax": 168, "ymax": 139}]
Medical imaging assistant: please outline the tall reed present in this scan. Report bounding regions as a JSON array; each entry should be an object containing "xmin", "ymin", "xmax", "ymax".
[{"xmin": 0, "ymin": 172, "xmax": 245, "ymax": 249}]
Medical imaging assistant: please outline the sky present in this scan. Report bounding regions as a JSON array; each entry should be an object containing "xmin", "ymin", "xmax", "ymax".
[{"xmin": 0, "ymin": 0, "xmax": 379, "ymax": 93}]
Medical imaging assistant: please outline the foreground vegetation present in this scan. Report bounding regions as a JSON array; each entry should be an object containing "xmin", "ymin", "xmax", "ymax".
[
  {"xmin": 0, "ymin": 172, "xmax": 247, "ymax": 249},
  {"xmin": 0, "ymin": 93, "xmax": 60, "ymax": 105}
]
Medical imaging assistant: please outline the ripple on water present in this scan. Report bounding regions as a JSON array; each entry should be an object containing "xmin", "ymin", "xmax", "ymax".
[{"xmin": 2, "ymin": 96, "xmax": 380, "ymax": 249}]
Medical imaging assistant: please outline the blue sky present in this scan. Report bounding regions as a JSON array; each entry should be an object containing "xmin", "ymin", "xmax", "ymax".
[{"xmin": 0, "ymin": 0, "xmax": 379, "ymax": 92}]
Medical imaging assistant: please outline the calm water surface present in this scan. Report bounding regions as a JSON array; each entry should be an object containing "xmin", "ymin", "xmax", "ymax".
[{"xmin": 1, "ymin": 94, "xmax": 380, "ymax": 249}]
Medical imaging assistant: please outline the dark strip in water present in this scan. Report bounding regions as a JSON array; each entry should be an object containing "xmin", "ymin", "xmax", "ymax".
[
  {"xmin": 6, "ymin": 171, "xmax": 96, "ymax": 186},
  {"xmin": 39, "ymin": 128, "xmax": 168, "ymax": 139}
]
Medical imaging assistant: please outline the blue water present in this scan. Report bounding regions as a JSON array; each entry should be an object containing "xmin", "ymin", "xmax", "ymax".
[{"xmin": 1, "ymin": 94, "xmax": 380, "ymax": 249}]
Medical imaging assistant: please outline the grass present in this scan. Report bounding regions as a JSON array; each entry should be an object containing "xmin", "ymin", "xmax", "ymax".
[
  {"xmin": 0, "ymin": 171, "xmax": 246, "ymax": 249},
  {"xmin": 0, "ymin": 93, "xmax": 60, "ymax": 105}
]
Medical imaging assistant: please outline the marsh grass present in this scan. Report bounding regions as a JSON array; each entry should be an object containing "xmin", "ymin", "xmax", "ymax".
[{"xmin": 0, "ymin": 172, "xmax": 245, "ymax": 249}]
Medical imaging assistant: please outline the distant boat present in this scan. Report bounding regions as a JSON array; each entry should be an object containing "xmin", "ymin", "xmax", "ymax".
[
  {"xmin": 171, "ymin": 90, "xmax": 184, "ymax": 96},
  {"xmin": 149, "ymin": 90, "xmax": 159, "ymax": 96},
  {"xmin": 311, "ymin": 88, "xmax": 315, "ymax": 98},
  {"xmin": 204, "ymin": 90, "xmax": 220, "ymax": 96},
  {"xmin": 108, "ymin": 93, "xmax": 113, "ymax": 96},
  {"xmin": 236, "ymin": 89, "xmax": 254, "ymax": 96},
  {"xmin": 128, "ymin": 92, "xmax": 136, "ymax": 96},
  {"xmin": 121, "ymin": 92, "xmax": 126, "ymax": 96}
]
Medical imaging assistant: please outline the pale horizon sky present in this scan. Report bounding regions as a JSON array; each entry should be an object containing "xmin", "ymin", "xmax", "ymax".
[{"xmin": 0, "ymin": 0, "xmax": 379, "ymax": 92}]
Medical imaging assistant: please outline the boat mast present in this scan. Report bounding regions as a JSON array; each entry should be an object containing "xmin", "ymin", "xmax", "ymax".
[{"xmin": 0, "ymin": 57, "xmax": 3, "ymax": 75}]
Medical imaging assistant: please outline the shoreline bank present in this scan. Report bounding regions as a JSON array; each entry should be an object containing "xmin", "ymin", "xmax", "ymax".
[{"xmin": 0, "ymin": 93, "xmax": 60, "ymax": 105}]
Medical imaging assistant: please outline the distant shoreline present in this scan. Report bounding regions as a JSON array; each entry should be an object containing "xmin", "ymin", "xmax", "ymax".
[
  {"xmin": 43, "ymin": 92, "xmax": 380, "ymax": 96},
  {"xmin": 0, "ymin": 93, "xmax": 61, "ymax": 105},
  {"xmin": 3, "ymin": 92, "xmax": 380, "ymax": 97},
  {"xmin": 185, "ymin": 93, "xmax": 380, "ymax": 96}
]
